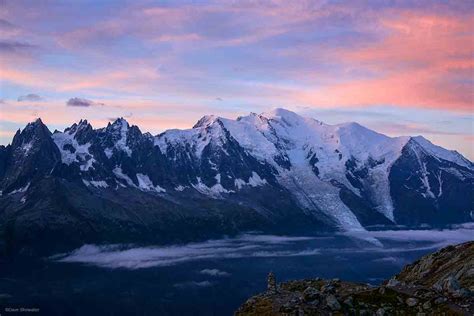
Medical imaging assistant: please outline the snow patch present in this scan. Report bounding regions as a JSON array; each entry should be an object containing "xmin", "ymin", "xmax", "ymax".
[
  {"xmin": 193, "ymin": 177, "xmax": 234, "ymax": 197},
  {"xmin": 114, "ymin": 119, "xmax": 132, "ymax": 157},
  {"xmin": 8, "ymin": 182, "xmax": 30, "ymax": 195},
  {"xmin": 234, "ymin": 172, "xmax": 267, "ymax": 189},
  {"xmin": 52, "ymin": 128, "xmax": 96, "ymax": 171},
  {"xmin": 174, "ymin": 185, "xmax": 187, "ymax": 192},
  {"xmin": 104, "ymin": 148, "xmax": 113, "ymax": 159},
  {"xmin": 21, "ymin": 141, "xmax": 33, "ymax": 155},
  {"xmin": 113, "ymin": 167, "xmax": 135, "ymax": 187},
  {"xmin": 82, "ymin": 179, "xmax": 108, "ymax": 188},
  {"xmin": 435, "ymin": 171, "xmax": 443, "ymax": 197},
  {"xmin": 136, "ymin": 173, "xmax": 166, "ymax": 193},
  {"xmin": 248, "ymin": 172, "xmax": 267, "ymax": 187},
  {"xmin": 234, "ymin": 178, "xmax": 246, "ymax": 189}
]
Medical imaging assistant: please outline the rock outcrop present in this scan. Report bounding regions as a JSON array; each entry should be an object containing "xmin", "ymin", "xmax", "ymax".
[{"xmin": 235, "ymin": 241, "xmax": 474, "ymax": 315}]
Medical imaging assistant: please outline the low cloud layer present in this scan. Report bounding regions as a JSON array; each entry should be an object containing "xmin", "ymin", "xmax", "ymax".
[
  {"xmin": 174, "ymin": 281, "xmax": 213, "ymax": 288},
  {"xmin": 199, "ymin": 269, "xmax": 230, "ymax": 277},
  {"xmin": 53, "ymin": 234, "xmax": 319, "ymax": 269},
  {"xmin": 344, "ymin": 223, "xmax": 474, "ymax": 249},
  {"xmin": 52, "ymin": 225, "xmax": 474, "ymax": 270}
]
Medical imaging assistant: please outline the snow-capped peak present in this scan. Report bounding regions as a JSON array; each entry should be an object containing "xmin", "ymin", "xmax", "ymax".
[
  {"xmin": 193, "ymin": 115, "xmax": 220, "ymax": 128},
  {"xmin": 410, "ymin": 136, "xmax": 472, "ymax": 168},
  {"xmin": 262, "ymin": 108, "xmax": 300, "ymax": 120}
]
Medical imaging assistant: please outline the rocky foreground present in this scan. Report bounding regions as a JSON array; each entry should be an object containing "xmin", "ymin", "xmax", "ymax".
[{"xmin": 235, "ymin": 241, "xmax": 474, "ymax": 315}]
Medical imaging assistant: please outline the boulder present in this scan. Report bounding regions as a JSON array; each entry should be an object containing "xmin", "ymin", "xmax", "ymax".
[
  {"xmin": 387, "ymin": 278, "xmax": 401, "ymax": 287},
  {"xmin": 406, "ymin": 297, "xmax": 418, "ymax": 307},
  {"xmin": 302, "ymin": 287, "xmax": 320, "ymax": 302},
  {"xmin": 422, "ymin": 301, "xmax": 431, "ymax": 310},
  {"xmin": 325, "ymin": 294, "xmax": 341, "ymax": 311},
  {"xmin": 343, "ymin": 296, "xmax": 353, "ymax": 307}
]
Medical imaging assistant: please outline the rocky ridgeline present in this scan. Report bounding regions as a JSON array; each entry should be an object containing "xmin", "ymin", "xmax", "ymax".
[
  {"xmin": 1, "ymin": 110, "xmax": 473, "ymax": 256},
  {"xmin": 235, "ymin": 241, "xmax": 474, "ymax": 315}
]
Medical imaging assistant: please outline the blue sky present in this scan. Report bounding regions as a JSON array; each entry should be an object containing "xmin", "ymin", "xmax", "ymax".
[{"xmin": 0, "ymin": 0, "xmax": 473, "ymax": 158}]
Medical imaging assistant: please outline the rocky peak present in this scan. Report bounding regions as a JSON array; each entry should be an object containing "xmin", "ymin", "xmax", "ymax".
[
  {"xmin": 2, "ymin": 118, "xmax": 60, "ymax": 191},
  {"xmin": 63, "ymin": 119, "xmax": 94, "ymax": 145},
  {"xmin": 107, "ymin": 117, "xmax": 130, "ymax": 134},
  {"xmin": 11, "ymin": 118, "xmax": 52, "ymax": 150}
]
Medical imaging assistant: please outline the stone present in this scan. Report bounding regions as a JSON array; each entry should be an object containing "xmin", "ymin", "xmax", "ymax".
[
  {"xmin": 279, "ymin": 303, "xmax": 294, "ymax": 313},
  {"xmin": 434, "ymin": 297, "xmax": 447, "ymax": 305},
  {"xmin": 406, "ymin": 298, "xmax": 418, "ymax": 307},
  {"xmin": 432, "ymin": 283, "xmax": 443, "ymax": 292},
  {"xmin": 452, "ymin": 289, "xmax": 470, "ymax": 298},
  {"xmin": 343, "ymin": 296, "xmax": 353, "ymax": 307},
  {"xmin": 309, "ymin": 299, "xmax": 319, "ymax": 306},
  {"xmin": 326, "ymin": 294, "xmax": 341, "ymax": 311},
  {"xmin": 443, "ymin": 276, "xmax": 460, "ymax": 293},
  {"xmin": 376, "ymin": 307, "xmax": 386, "ymax": 316},
  {"xmin": 302, "ymin": 287, "xmax": 320, "ymax": 302},
  {"xmin": 359, "ymin": 309, "xmax": 370, "ymax": 316},
  {"xmin": 379, "ymin": 286, "xmax": 386, "ymax": 295},
  {"xmin": 422, "ymin": 301, "xmax": 431, "ymax": 310},
  {"xmin": 321, "ymin": 284, "xmax": 335, "ymax": 293},
  {"xmin": 387, "ymin": 278, "xmax": 401, "ymax": 287}
]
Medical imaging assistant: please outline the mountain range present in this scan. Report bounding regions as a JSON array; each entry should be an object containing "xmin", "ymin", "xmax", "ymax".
[{"xmin": 0, "ymin": 108, "xmax": 472, "ymax": 256}]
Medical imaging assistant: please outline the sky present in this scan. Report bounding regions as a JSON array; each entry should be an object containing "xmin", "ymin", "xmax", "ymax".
[{"xmin": 0, "ymin": 0, "xmax": 473, "ymax": 159}]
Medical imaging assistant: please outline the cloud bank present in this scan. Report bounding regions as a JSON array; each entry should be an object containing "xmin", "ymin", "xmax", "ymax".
[
  {"xmin": 53, "ymin": 234, "xmax": 320, "ymax": 269},
  {"xmin": 52, "ymin": 225, "xmax": 473, "ymax": 270}
]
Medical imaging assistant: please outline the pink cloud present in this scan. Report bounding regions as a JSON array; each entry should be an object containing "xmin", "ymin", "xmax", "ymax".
[{"xmin": 298, "ymin": 11, "xmax": 473, "ymax": 111}]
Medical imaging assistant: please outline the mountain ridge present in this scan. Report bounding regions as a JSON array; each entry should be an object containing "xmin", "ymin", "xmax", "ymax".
[{"xmin": 0, "ymin": 108, "xmax": 472, "ymax": 256}]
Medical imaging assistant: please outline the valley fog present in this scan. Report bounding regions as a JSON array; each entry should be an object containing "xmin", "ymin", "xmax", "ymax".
[{"xmin": 1, "ymin": 225, "xmax": 472, "ymax": 315}]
